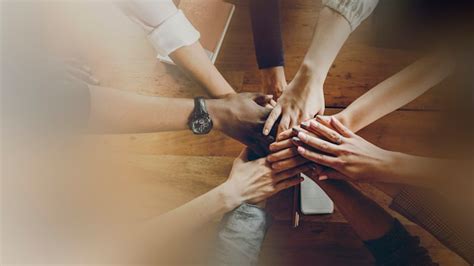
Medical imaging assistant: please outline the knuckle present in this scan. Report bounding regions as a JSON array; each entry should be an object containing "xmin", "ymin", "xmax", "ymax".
[
  {"xmin": 321, "ymin": 142, "xmax": 329, "ymax": 150},
  {"xmin": 333, "ymin": 159, "xmax": 345, "ymax": 168}
]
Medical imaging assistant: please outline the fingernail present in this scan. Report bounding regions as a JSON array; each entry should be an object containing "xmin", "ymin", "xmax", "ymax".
[
  {"xmin": 263, "ymin": 128, "xmax": 269, "ymax": 135},
  {"xmin": 297, "ymin": 146, "xmax": 305, "ymax": 154},
  {"xmin": 291, "ymin": 137, "xmax": 302, "ymax": 146},
  {"xmin": 297, "ymin": 132, "xmax": 306, "ymax": 141},
  {"xmin": 301, "ymin": 121, "xmax": 309, "ymax": 129},
  {"xmin": 319, "ymin": 175, "xmax": 328, "ymax": 181},
  {"xmin": 292, "ymin": 127, "xmax": 300, "ymax": 134},
  {"xmin": 310, "ymin": 120, "xmax": 318, "ymax": 127}
]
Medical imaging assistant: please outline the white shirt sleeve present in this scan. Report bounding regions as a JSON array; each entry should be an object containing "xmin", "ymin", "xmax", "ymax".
[
  {"xmin": 118, "ymin": 0, "xmax": 200, "ymax": 56},
  {"xmin": 322, "ymin": 0, "xmax": 379, "ymax": 31}
]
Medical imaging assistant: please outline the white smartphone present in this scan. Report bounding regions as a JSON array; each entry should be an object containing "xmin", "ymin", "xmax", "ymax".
[{"xmin": 300, "ymin": 174, "xmax": 334, "ymax": 215}]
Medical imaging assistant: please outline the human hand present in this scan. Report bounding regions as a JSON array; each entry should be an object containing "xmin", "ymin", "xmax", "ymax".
[
  {"xmin": 222, "ymin": 148, "xmax": 308, "ymax": 205},
  {"xmin": 263, "ymin": 71, "xmax": 325, "ymax": 136},
  {"xmin": 208, "ymin": 92, "xmax": 277, "ymax": 157},
  {"xmin": 292, "ymin": 117, "xmax": 394, "ymax": 182},
  {"xmin": 261, "ymin": 66, "xmax": 287, "ymax": 99}
]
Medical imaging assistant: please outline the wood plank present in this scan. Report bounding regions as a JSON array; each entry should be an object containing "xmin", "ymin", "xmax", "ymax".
[{"xmin": 43, "ymin": 1, "xmax": 466, "ymax": 265}]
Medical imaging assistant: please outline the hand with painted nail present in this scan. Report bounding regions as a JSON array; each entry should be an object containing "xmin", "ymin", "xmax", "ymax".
[
  {"xmin": 267, "ymin": 126, "xmax": 312, "ymax": 172},
  {"xmin": 293, "ymin": 117, "xmax": 394, "ymax": 182},
  {"xmin": 262, "ymin": 74, "xmax": 324, "ymax": 137}
]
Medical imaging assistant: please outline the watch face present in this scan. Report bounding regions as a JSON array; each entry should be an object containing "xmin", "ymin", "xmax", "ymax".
[{"xmin": 190, "ymin": 115, "xmax": 213, "ymax": 134}]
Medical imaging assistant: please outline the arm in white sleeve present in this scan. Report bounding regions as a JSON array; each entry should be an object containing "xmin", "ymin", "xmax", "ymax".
[{"xmin": 117, "ymin": 0, "xmax": 200, "ymax": 56}]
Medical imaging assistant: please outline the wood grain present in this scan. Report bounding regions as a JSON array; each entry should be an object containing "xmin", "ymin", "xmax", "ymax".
[{"xmin": 47, "ymin": 0, "xmax": 466, "ymax": 265}]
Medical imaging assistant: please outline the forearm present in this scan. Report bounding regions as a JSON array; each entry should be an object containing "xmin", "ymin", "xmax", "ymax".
[
  {"xmin": 336, "ymin": 53, "xmax": 454, "ymax": 132},
  {"xmin": 315, "ymin": 179, "xmax": 393, "ymax": 240},
  {"xmin": 143, "ymin": 183, "xmax": 239, "ymax": 240},
  {"xmin": 299, "ymin": 7, "xmax": 351, "ymax": 86},
  {"xmin": 87, "ymin": 85, "xmax": 227, "ymax": 133},
  {"xmin": 383, "ymin": 152, "xmax": 460, "ymax": 187},
  {"xmin": 123, "ymin": 183, "xmax": 240, "ymax": 260},
  {"xmin": 169, "ymin": 42, "xmax": 235, "ymax": 98},
  {"xmin": 88, "ymin": 85, "xmax": 194, "ymax": 133},
  {"xmin": 316, "ymin": 179, "xmax": 435, "ymax": 264}
]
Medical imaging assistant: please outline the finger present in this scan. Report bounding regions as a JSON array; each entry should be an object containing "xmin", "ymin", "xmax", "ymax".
[
  {"xmin": 277, "ymin": 113, "xmax": 291, "ymax": 136},
  {"xmin": 263, "ymin": 105, "xmax": 282, "ymax": 135},
  {"xmin": 275, "ymin": 176, "xmax": 304, "ymax": 192},
  {"xmin": 254, "ymin": 94, "xmax": 274, "ymax": 106},
  {"xmin": 274, "ymin": 164, "xmax": 312, "ymax": 182},
  {"xmin": 269, "ymin": 138, "xmax": 294, "ymax": 152},
  {"xmin": 276, "ymin": 127, "xmax": 295, "ymax": 141},
  {"xmin": 318, "ymin": 169, "xmax": 347, "ymax": 181},
  {"xmin": 315, "ymin": 115, "xmax": 332, "ymax": 126},
  {"xmin": 297, "ymin": 146, "xmax": 340, "ymax": 169},
  {"xmin": 267, "ymin": 147, "xmax": 299, "ymax": 163},
  {"xmin": 271, "ymin": 155, "xmax": 308, "ymax": 172},
  {"xmin": 270, "ymin": 99, "xmax": 277, "ymax": 107},
  {"xmin": 297, "ymin": 132, "xmax": 340, "ymax": 155},
  {"xmin": 330, "ymin": 117, "xmax": 354, "ymax": 138},
  {"xmin": 308, "ymin": 120, "xmax": 344, "ymax": 144}
]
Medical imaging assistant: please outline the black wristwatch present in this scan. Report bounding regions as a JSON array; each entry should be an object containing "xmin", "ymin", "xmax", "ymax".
[{"xmin": 188, "ymin": 97, "xmax": 213, "ymax": 135}]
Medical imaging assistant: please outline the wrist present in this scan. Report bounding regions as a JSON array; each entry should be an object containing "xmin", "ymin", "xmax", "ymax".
[
  {"xmin": 218, "ymin": 182, "xmax": 243, "ymax": 212},
  {"xmin": 206, "ymin": 99, "xmax": 228, "ymax": 131},
  {"xmin": 261, "ymin": 66, "xmax": 286, "ymax": 87},
  {"xmin": 378, "ymin": 150, "xmax": 401, "ymax": 182},
  {"xmin": 298, "ymin": 61, "xmax": 326, "ymax": 87},
  {"xmin": 334, "ymin": 111, "xmax": 354, "ymax": 132}
]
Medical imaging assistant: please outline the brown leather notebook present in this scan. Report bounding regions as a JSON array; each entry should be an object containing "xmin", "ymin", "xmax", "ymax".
[{"xmin": 158, "ymin": 0, "xmax": 235, "ymax": 64}]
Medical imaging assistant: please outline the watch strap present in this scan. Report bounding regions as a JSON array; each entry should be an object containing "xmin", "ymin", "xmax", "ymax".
[{"xmin": 194, "ymin": 97, "xmax": 208, "ymax": 116}]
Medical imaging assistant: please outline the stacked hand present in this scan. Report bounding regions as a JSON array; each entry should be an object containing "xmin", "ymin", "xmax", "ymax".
[
  {"xmin": 267, "ymin": 116, "xmax": 393, "ymax": 183},
  {"xmin": 222, "ymin": 148, "xmax": 310, "ymax": 205},
  {"xmin": 209, "ymin": 92, "xmax": 278, "ymax": 157},
  {"xmin": 263, "ymin": 71, "xmax": 325, "ymax": 136}
]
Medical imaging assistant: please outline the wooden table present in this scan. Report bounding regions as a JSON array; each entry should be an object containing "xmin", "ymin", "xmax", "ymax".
[{"xmin": 46, "ymin": 1, "xmax": 466, "ymax": 265}]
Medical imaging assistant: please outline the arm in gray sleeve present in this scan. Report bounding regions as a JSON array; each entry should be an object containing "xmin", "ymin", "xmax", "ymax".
[
  {"xmin": 322, "ymin": 0, "xmax": 379, "ymax": 31},
  {"xmin": 212, "ymin": 203, "xmax": 271, "ymax": 266}
]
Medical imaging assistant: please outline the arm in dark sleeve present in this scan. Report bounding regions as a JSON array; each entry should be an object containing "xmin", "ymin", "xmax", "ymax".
[
  {"xmin": 249, "ymin": 0, "xmax": 285, "ymax": 69},
  {"xmin": 364, "ymin": 219, "xmax": 438, "ymax": 266}
]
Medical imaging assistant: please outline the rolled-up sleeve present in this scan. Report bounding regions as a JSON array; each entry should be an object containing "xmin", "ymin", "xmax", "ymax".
[
  {"xmin": 322, "ymin": 0, "xmax": 379, "ymax": 31},
  {"xmin": 212, "ymin": 203, "xmax": 270, "ymax": 266},
  {"xmin": 119, "ymin": 0, "xmax": 200, "ymax": 56}
]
